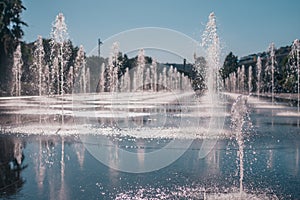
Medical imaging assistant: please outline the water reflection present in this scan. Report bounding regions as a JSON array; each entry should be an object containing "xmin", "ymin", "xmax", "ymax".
[
  {"xmin": 0, "ymin": 136, "xmax": 27, "ymax": 198},
  {"xmin": 0, "ymin": 94, "xmax": 300, "ymax": 199},
  {"xmin": 73, "ymin": 142, "xmax": 85, "ymax": 169},
  {"xmin": 267, "ymin": 149, "xmax": 273, "ymax": 169},
  {"xmin": 296, "ymin": 146, "xmax": 299, "ymax": 175},
  {"xmin": 34, "ymin": 139, "xmax": 45, "ymax": 189},
  {"xmin": 0, "ymin": 133, "xmax": 299, "ymax": 199},
  {"xmin": 58, "ymin": 136, "xmax": 68, "ymax": 200}
]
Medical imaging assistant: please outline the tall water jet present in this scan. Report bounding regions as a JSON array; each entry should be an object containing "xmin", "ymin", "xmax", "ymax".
[
  {"xmin": 230, "ymin": 72, "xmax": 236, "ymax": 93},
  {"xmin": 96, "ymin": 63, "xmax": 105, "ymax": 93},
  {"xmin": 162, "ymin": 67, "xmax": 167, "ymax": 91},
  {"xmin": 256, "ymin": 56, "xmax": 262, "ymax": 98},
  {"xmin": 32, "ymin": 35, "xmax": 47, "ymax": 96},
  {"xmin": 67, "ymin": 66, "xmax": 74, "ymax": 93},
  {"xmin": 199, "ymin": 12, "xmax": 224, "ymax": 159},
  {"xmin": 145, "ymin": 68, "xmax": 151, "ymax": 90},
  {"xmin": 111, "ymin": 42, "xmax": 120, "ymax": 92},
  {"xmin": 201, "ymin": 12, "xmax": 221, "ymax": 95},
  {"xmin": 268, "ymin": 43, "xmax": 276, "ymax": 104},
  {"xmin": 132, "ymin": 71, "xmax": 137, "ymax": 92},
  {"xmin": 240, "ymin": 65, "xmax": 245, "ymax": 94},
  {"xmin": 178, "ymin": 71, "xmax": 182, "ymax": 90},
  {"xmin": 137, "ymin": 49, "xmax": 145, "ymax": 91},
  {"xmin": 248, "ymin": 65, "xmax": 253, "ymax": 94},
  {"xmin": 150, "ymin": 59, "xmax": 157, "ymax": 92},
  {"xmin": 237, "ymin": 67, "xmax": 240, "ymax": 93},
  {"xmin": 168, "ymin": 65, "xmax": 174, "ymax": 89},
  {"xmin": 291, "ymin": 39, "xmax": 300, "ymax": 113},
  {"xmin": 104, "ymin": 42, "xmax": 120, "ymax": 92},
  {"xmin": 50, "ymin": 57, "xmax": 58, "ymax": 95},
  {"xmin": 158, "ymin": 72, "xmax": 163, "ymax": 91},
  {"xmin": 50, "ymin": 13, "xmax": 71, "ymax": 95},
  {"xmin": 174, "ymin": 68, "xmax": 179, "ymax": 90},
  {"xmin": 86, "ymin": 67, "xmax": 90, "ymax": 93},
  {"xmin": 233, "ymin": 72, "xmax": 237, "ymax": 93},
  {"xmin": 11, "ymin": 43, "xmax": 23, "ymax": 96},
  {"xmin": 98, "ymin": 63, "xmax": 105, "ymax": 92},
  {"xmin": 80, "ymin": 65, "xmax": 86, "ymax": 93},
  {"xmin": 225, "ymin": 77, "xmax": 229, "ymax": 91},
  {"xmin": 112, "ymin": 67, "xmax": 119, "ymax": 92},
  {"xmin": 74, "ymin": 45, "xmax": 86, "ymax": 93},
  {"xmin": 121, "ymin": 67, "xmax": 130, "ymax": 92},
  {"xmin": 231, "ymin": 95, "xmax": 250, "ymax": 197}
]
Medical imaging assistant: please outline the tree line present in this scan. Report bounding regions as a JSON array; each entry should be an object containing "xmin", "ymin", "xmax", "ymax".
[{"xmin": 221, "ymin": 42, "xmax": 299, "ymax": 94}]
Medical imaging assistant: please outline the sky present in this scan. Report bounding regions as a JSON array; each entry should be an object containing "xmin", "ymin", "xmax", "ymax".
[{"xmin": 22, "ymin": 0, "xmax": 300, "ymax": 62}]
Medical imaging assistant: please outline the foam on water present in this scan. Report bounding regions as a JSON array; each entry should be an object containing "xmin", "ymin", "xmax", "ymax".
[
  {"xmin": 5, "ymin": 109, "xmax": 73, "ymax": 115},
  {"xmin": 115, "ymin": 186, "xmax": 279, "ymax": 200},
  {"xmin": 0, "ymin": 91, "xmax": 230, "ymax": 140},
  {"xmin": 276, "ymin": 111, "xmax": 300, "ymax": 117},
  {"xmin": 223, "ymin": 92, "xmax": 289, "ymax": 109},
  {"xmin": 4, "ymin": 123, "xmax": 231, "ymax": 139}
]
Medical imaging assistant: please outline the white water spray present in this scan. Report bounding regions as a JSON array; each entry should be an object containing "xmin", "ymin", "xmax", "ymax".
[
  {"xmin": 256, "ymin": 56, "xmax": 262, "ymax": 98},
  {"xmin": 11, "ymin": 43, "xmax": 23, "ymax": 96}
]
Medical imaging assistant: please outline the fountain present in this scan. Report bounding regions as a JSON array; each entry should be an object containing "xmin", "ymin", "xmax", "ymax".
[
  {"xmin": 120, "ymin": 67, "xmax": 130, "ymax": 92},
  {"xmin": 197, "ymin": 12, "xmax": 227, "ymax": 161},
  {"xmin": 248, "ymin": 65, "xmax": 252, "ymax": 94},
  {"xmin": 162, "ymin": 67, "xmax": 167, "ymax": 91},
  {"xmin": 201, "ymin": 12, "xmax": 221, "ymax": 95},
  {"xmin": 103, "ymin": 42, "xmax": 120, "ymax": 92},
  {"xmin": 231, "ymin": 95, "xmax": 251, "ymax": 198},
  {"xmin": 32, "ymin": 36, "xmax": 47, "ymax": 96},
  {"xmin": 11, "ymin": 43, "xmax": 23, "ymax": 96},
  {"xmin": 168, "ymin": 65, "xmax": 174, "ymax": 89},
  {"xmin": 144, "ymin": 68, "xmax": 150, "ymax": 90},
  {"xmin": 67, "ymin": 66, "xmax": 74, "ymax": 93},
  {"xmin": 256, "ymin": 56, "xmax": 262, "ymax": 98},
  {"xmin": 268, "ymin": 43, "xmax": 276, "ymax": 104},
  {"xmin": 86, "ymin": 67, "xmax": 91, "ymax": 93},
  {"xmin": 174, "ymin": 68, "xmax": 179, "ymax": 90},
  {"xmin": 240, "ymin": 65, "xmax": 245, "ymax": 94},
  {"xmin": 2, "ymin": 11, "xmax": 300, "ymax": 200},
  {"xmin": 136, "ymin": 48, "xmax": 145, "ymax": 91},
  {"xmin": 200, "ymin": 12, "xmax": 257, "ymax": 199},
  {"xmin": 237, "ymin": 67, "xmax": 240, "ymax": 93},
  {"xmin": 50, "ymin": 13, "xmax": 71, "ymax": 95},
  {"xmin": 80, "ymin": 64, "xmax": 87, "ymax": 93},
  {"xmin": 231, "ymin": 72, "xmax": 236, "ymax": 93},
  {"xmin": 97, "ymin": 63, "xmax": 106, "ymax": 92},
  {"xmin": 150, "ymin": 59, "xmax": 157, "ymax": 92},
  {"xmin": 111, "ymin": 42, "xmax": 120, "ymax": 92},
  {"xmin": 291, "ymin": 39, "xmax": 300, "ymax": 113},
  {"xmin": 73, "ymin": 45, "xmax": 87, "ymax": 93}
]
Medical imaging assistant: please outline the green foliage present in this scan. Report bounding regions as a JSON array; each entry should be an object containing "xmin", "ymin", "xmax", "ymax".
[
  {"xmin": 220, "ymin": 52, "xmax": 238, "ymax": 80},
  {"xmin": 0, "ymin": 0, "xmax": 27, "ymax": 53},
  {"xmin": 0, "ymin": 0, "xmax": 27, "ymax": 94}
]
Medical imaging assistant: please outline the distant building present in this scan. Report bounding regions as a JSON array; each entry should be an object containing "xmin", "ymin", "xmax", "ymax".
[
  {"xmin": 164, "ymin": 59, "xmax": 194, "ymax": 77},
  {"xmin": 238, "ymin": 45, "xmax": 291, "ymax": 69}
]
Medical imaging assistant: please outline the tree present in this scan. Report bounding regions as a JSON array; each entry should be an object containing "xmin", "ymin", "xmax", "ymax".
[
  {"xmin": 0, "ymin": 0, "xmax": 27, "ymax": 93},
  {"xmin": 220, "ymin": 52, "xmax": 238, "ymax": 80}
]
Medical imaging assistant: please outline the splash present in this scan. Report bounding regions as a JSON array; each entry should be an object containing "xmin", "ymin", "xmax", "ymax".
[
  {"xmin": 49, "ymin": 13, "xmax": 71, "ymax": 95},
  {"xmin": 11, "ymin": 44, "xmax": 23, "ymax": 96},
  {"xmin": 256, "ymin": 56, "xmax": 262, "ymax": 98},
  {"xmin": 198, "ymin": 12, "xmax": 226, "ymax": 158},
  {"xmin": 231, "ymin": 95, "xmax": 251, "ymax": 197}
]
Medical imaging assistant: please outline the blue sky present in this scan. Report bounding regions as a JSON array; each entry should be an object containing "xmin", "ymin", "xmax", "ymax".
[{"xmin": 22, "ymin": 0, "xmax": 300, "ymax": 61}]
